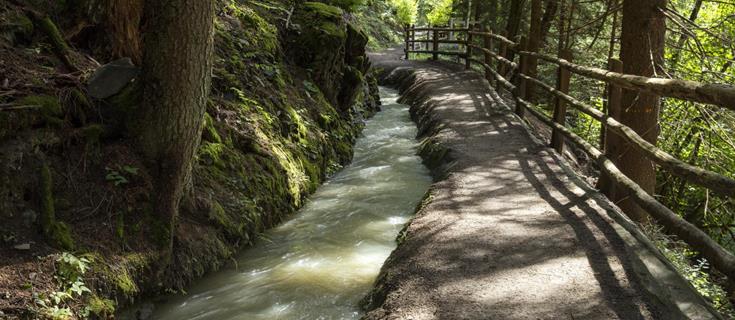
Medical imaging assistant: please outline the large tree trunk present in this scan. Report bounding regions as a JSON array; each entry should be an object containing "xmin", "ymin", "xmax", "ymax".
[
  {"xmin": 138, "ymin": 0, "xmax": 215, "ymax": 255},
  {"xmin": 612, "ymin": 0, "xmax": 667, "ymax": 222},
  {"xmin": 107, "ymin": 0, "xmax": 144, "ymax": 64}
]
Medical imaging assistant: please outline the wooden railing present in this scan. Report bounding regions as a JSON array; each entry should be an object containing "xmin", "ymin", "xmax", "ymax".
[{"xmin": 404, "ymin": 25, "xmax": 735, "ymax": 281}]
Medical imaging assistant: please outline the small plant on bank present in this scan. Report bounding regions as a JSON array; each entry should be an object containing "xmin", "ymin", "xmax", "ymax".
[
  {"xmin": 105, "ymin": 165, "xmax": 139, "ymax": 186},
  {"xmin": 34, "ymin": 253, "xmax": 92, "ymax": 320}
]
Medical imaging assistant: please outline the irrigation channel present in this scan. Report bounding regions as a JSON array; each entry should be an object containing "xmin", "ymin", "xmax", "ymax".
[{"xmin": 131, "ymin": 87, "xmax": 432, "ymax": 319}]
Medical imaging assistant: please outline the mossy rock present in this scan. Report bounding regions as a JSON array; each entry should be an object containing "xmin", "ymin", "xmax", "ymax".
[
  {"xmin": 86, "ymin": 295, "xmax": 116, "ymax": 318},
  {"xmin": 303, "ymin": 2, "xmax": 344, "ymax": 18}
]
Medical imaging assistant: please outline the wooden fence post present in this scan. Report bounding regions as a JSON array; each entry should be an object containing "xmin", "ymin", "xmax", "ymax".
[
  {"xmin": 498, "ymin": 32, "xmax": 508, "ymax": 77},
  {"xmin": 404, "ymin": 24, "xmax": 410, "ymax": 60},
  {"xmin": 599, "ymin": 58, "xmax": 624, "ymax": 197},
  {"xmin": 514, "ymin": 36, "xmax": 528, "ymax": 118},
  {"xmin": 497, "ymin": 31, "xmax": 508, "ymax": 91},
  {"xmin": 425, "ymin": 25, "xmax": 431, "ymax": 51},
  {"xmin": 432, "ymin": 28, "xmax": 439, "ymax": 61},
  {"xmin": 465, "ymin": 25, "xmax": 474, "ymax": 70},
  {"xmin": 410, "ymin": 24, "xmax": 416, "ymax": 52},
  {"xmin": 483, "ymin": 26, "xmax": 495, "ymax": 86},
  {"xmin": 550, "ymin": 50, "xmax": 573, "ymax": 153}
]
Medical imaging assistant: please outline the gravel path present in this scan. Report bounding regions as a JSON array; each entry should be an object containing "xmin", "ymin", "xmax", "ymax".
[{"xmin": 361, "ymin": 49, "xmax": 718, "ymax": 320}]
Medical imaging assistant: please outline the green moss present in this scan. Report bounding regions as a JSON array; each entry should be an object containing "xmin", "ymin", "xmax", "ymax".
[
  {"xmin": 304, "ymin": 2, "xmax": 344, "ymax": 18},
  {"xmin": 18, "ymin": 94, "xmax": 63, "ymax": 125},
  {"xmin": 198, "ymin": 142, "xmax": 226, "ymax": 168},
  {"xmin": 86, "ymin": 295, "xmax": 115, "ymax": 317},
  {"xmin": 37, "ymin": 16, "xmax": 69, "ymax": 51},
  {"xmin": 48, "ymin": 221, "xmax": 74, "ymax": 251},
  {"xmin": 113, "ymin": 267, "xmax": 137, "ymax": 296},
  {"xmin": 39, "ymin": 163, "xmax": 74, "ymax": 250},
  {"xmin": 40, "ymin": 163, "xmax": 55, "ymax": 231},
  {"xmin": 202, "ymin": 112, "xmax": 222, "ymax": 143},
  {"xmin": 81, "ymin": 124, "xmax": 104, "ymax": 144},
  {"xmin": 208, "ymin": 200, "xmax": 244, "ymax": 237},
  {"xmin": 115, "ymin": 212, "xmax": 125, "ymax": 242}
]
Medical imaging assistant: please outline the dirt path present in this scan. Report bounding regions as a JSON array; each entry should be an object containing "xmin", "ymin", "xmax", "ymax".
[{"xmin": 362, "ymin": 48, "xmax": 720, "ymax": 320}]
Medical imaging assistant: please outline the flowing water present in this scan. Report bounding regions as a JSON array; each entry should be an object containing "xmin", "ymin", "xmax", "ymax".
[{"xmin": 143, "ymin": 87, "xmax": 432, "ymax": 320}]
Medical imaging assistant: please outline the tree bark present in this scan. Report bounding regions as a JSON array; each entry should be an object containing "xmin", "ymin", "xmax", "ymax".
[
  {"xmin": 138, "ymin": 0, "xmax": 215, "ymax": 256},
  {"xmin": 613, "ymin": 0, "xmax": 667, "ymax": 222},
  {"xmin": 538, "ymin": 0, "xmax": 558, "ymax": 47},
  {"xmin": 525, "ymin": 0, "xmax": 543, "ymax": 103},
  {"xmin": 504, "ymin": 0, "xmax": 526, "ymax": 62}
]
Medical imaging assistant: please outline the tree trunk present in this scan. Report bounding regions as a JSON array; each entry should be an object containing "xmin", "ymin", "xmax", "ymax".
[
  {"xmin": 504, "ymin": 0, "xmax": 526, "ymax": 62},
  {"xmin": 612, "ymin": 0, "xmax": 667, "ymax": 223},
  {"xmin": 525, "ymin": 0, "xmax": 543, "ymax": 103},
  {"xmin": 488, "ymin": 0, "xmax": 498, "ymax": 30},
  {"xmin": 107, "ymin": 0, "xmax": 144, "ymax": 64},
  {"xmin": 138, "ymin": 0, "xmax": 215, "ymax": 256},
  {"xmin": 538, "ymin": 0, "xmax": 558, "ymax": 47}
]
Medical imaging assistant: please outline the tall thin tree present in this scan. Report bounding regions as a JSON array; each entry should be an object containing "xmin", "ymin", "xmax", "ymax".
[{"xmin": 138, "ymin": 0, "xmax": 216, "ymax": 256}]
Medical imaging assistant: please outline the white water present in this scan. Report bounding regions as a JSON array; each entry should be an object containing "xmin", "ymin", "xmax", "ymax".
[{"xmin": 145, "ymin": 87, "xmax": 432, "ymax": 320}]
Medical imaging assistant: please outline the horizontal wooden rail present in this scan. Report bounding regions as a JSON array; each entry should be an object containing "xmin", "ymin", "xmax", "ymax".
[
  {"xmin": 407, "ymin": 50, "xmax": 465, "ymax": 56},
  {"xmin": 518, "ymin": 51, "xmax": 735, "ymax": 111},
  {"xmin": 468, "ymin": 58, "xmax": 516, "ymax": 91},
  {"xmin": 468, "ymin": 31, "xmax": 518, "ymax": 47},
  {"xmin": 517, "ymin": 72, "xmax": 735, "ymax": 197},
  {"xmin": 409, "ymin": 39, "xmax": 466, "ymax": 45},
  {"xmin": 519, "ymin": 98, "xmax": 735, "ymax": 281},
  {"xmin": 469, "ymin": 44, "xmax": 518, "ymax": 70},
  {"xmin": 409, "ymin": 27, "xmax": 469, "ymax": 32}
]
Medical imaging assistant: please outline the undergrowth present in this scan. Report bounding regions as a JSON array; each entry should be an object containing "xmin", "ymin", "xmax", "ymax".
[{"xmin": 642, "ymin": 224, "xmax": 735, "ymax": 318}]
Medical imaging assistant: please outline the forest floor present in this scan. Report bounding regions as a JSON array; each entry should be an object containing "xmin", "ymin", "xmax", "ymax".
[{"xmin": 361, "ymin": 48, "xmax": 721, "ymax": 320}]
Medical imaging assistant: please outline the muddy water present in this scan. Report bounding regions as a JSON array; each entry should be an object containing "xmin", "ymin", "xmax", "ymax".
[{"xmin": 145, "ymin": 87, "xmax": 431, "ymax": 320}]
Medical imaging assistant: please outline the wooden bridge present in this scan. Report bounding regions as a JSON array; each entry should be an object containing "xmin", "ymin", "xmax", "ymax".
[{"xmin": 362, "ymin": 25, "xmax": 735, "ymax": 319}]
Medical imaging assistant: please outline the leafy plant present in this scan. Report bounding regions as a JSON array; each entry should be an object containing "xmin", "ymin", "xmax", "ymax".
[
  {"xmin": 390, "ymin": 0, "xmax": 418, "ymax": 25},
  {"xmin": 34, "ymin": 253, "xmax": 93, "ymax": 319},
  {"xmin": 105, "ymin": 165, "xmax": 139, "ymax": 186}
]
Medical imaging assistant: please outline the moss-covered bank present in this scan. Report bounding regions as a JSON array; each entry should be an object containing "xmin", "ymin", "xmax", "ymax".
[{"xmin": 0, "ymin": 0, "xmax": 379, "ymax": 318}]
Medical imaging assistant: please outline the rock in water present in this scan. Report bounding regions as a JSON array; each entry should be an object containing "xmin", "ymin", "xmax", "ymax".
[{"xmin": 87, "ymin": 58, "xmax": 140, "ymax": 99}]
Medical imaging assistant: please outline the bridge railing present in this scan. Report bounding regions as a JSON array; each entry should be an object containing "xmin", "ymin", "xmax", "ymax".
[{"xmin": 403, "ymin": 25, "xmax": 735, "ymax": 282}]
